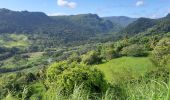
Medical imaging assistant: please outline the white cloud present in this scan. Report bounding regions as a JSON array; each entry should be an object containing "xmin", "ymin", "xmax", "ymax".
[
  {"xmin": 48, "ymin": 12, "xmax": 67, "ymax": 16},
  {"xmin": 136, "ymin": 1, "xmax": 144, "ymax": 7},
  {"xmin": 167, "ymin": 8, "xmax": 170, "ymax": 13},
  {"xmin": 163, "ymin": 8, "xmax": 170, "ymax": 17},
  {"xmin": 148, "ymin": 14, "xmax": 159, "ymax": 19},
  {"xmin": 57, "ymin": 0, "xmax": 77, "ymax": 8}
]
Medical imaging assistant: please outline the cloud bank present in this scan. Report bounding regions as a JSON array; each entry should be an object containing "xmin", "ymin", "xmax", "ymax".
[{"xmin": 57, "ymin": 0, "xmax": 77, "ymax": 8}]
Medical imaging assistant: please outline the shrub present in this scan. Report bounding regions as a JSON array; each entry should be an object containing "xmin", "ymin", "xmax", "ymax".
[
  {"xmin": 47, "ymin": 62, "xmax": 108, "ymax": 95},
  {"xmin": 25, "ymin": 73, "xmax": 37, "ymax": 83},
  {"xmin": 101, "ymin": 48, "xmax": 119, "ymax": 60},
  {"xmin": 67, "ymin": 53, "xmax": 81, "ymax": 63},
  {"xmin": 151, "ymin": 38, "xmax": 170, "ymax": 67},
  {"xmin": 121, "ymin": 44, "xmax": 148, "ymax": 57},
  {"xmin": 82, "ymin": 51, "xmax": 102, "ymax": 65}
]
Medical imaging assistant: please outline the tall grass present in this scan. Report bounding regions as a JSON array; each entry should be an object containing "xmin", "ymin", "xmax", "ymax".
[
  {"xmin": 125, "ymin": 80, "xmax": 170, "ymax": 100},
  {"xmin": 42, "ymin": 76, "xmax": 170, "ymax": 100},
  {"xmin": 43, "ymin": 85, "xmax": 90, "ymax": 100},
  {"xmin": 5, "ymin": 77, "xmax": 170, "ymax": 100}
]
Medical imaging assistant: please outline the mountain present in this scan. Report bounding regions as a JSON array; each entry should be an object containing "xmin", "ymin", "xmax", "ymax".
[
  {"xmin": 50, "ymin": 14, "xmax": 122, "ymax": 33},
  {"xmin": 145, "ymin": 14, "xmax": 170, "ymax": 35},
  {"xmin": 0, "ymin": 9, "xmax": 121, "ymax": 35},
  {"xmin": 120, "ymin": 13, "xmax": 170, "ymax": 37},
  {"xmin": 121, "ymin": 18, "xmax": 157, "ymax": 35},
  {"xmin": 103, "ymin": 16, "xmax": 137, "ymax": 27},
  {"xmin": 0, "ymin": 8, "xmax": 91, "ymax": 35},
  {"xmin": 0, "ymin": 9, "xmax": 121, "ymax": 46},
  {"xmin": 0, "ymin": 8, "xmax": 54, "ymax": 33},
  {"xmin": 1, "ymin": 8, "xmax": 169, "ymax": 47},
  {"xmin": 0, "ymin": 9, "xmax": 127, "ymax": 47}
]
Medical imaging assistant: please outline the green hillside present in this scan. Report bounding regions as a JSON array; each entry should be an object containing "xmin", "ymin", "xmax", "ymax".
[
  {"xmin": 103, "ymin": 16, "xmax": 137, "ymax": 27},
  {"xmin": 0, "ymin": 8, "xmax": 170, "ymax": 100},
  {"xmin": 0, "ymin": 34, "xmax": 30, "ymax": 48},
  {"xmin": 97, "ymin": 57, "xmax": 154, "ymax": 83},
  {"xmin": 0, "ymin": 9, "xmax": 120, "ymax": 47}
]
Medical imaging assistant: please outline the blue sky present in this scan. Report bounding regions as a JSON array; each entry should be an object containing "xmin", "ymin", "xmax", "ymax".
[{"xmin": 0, "ymin": 0, "xmax": 170, "ymax": 18}]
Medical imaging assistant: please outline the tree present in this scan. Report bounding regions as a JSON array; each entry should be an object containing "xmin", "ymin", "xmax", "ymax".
[
  {"xmin": 101, "ymin": 46, "xmax": 118, "ymax": 60},
  {"xmin": 121, "ymin": 44, "xmax": 148, "ymax": 57},
  {"xmin": 47, "ymin": 62, "xmax": 108, "ymax": 95},
  {"xmin": 67, "ymin": 52, "xmax": 81, "ymax": 63},
  {"xmin": 151, "ymin": 38, "xmax": 170, "ymax": 67},
  {"xmin": 82, "ymin": 51, "xmax": 102, "ymax": 65}
]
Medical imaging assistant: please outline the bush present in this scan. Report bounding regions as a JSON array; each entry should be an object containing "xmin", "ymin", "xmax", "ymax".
[
  {"xmin": 121, "ymin": 44, "xmax": 148, "ymax": 57},
  {"xmin": 47, "ymin": 62, "xmax": 108, "ymax": 95},
  {"xmin": 151, "ymin": 38, "xmax": 170, "ymax": 67},
  {"xmin": 101, "ymin": 48, "xmax": 119, "ymax": 60},
  {"xmin": 82, "ymin": 51, "xmax": 102, "ymax": 65},
  {"xmin": 67, "ymin": 53, "xmax": 81, "ymax": 63}
]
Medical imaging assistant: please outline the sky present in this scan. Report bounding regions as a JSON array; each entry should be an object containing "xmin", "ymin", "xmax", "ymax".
[{"xmin": 0, "ymin": 0, "xmax": 170, "ymax": 18}]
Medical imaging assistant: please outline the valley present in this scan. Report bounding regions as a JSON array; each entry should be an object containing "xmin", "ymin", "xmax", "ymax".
[{"xmin": 0, "ymin": 8, "xmax": 170, "ymax": 100}]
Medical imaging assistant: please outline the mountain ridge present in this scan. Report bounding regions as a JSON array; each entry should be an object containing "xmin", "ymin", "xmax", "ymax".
[{"xmin": 103, "ymin": 16, "xmax": 137, "ymax": 27}]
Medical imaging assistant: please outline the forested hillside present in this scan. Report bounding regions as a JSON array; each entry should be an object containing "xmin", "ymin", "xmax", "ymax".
[
  {"xmin": 121, "ymin": 18, "xmax": 157, "ymax": 35},
  {"xmin": 0, "ymin": 9, "xmax": 123, "ymax": 47},
  {"xmin": 121, "ymin": 13, "xmax": 170, "ymax": 36},
  {"xmin": 51, "ymin": 14, "xmax": 121, "ymax": 33},
  {"xmin": 103, "ymin": 16, "xmax": 137, "ymax": 27}
]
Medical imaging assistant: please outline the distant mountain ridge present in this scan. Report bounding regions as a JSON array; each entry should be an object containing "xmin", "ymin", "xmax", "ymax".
[
  {"xmin": 120, "ymin": 13, "xmax": 170, "ymax": 37},
  {"xmin": 50, "ymin": 14, "xmax": 121, "ymax": 33},
  {"xmin": 0, "ymin": 8, "xmax": 125, "ymax": 46},
  {"xmin": 0, "ymin": 8, "xmax": 170, "ymax": 46},
  {"xmin": 121, "ymin": 18, "xmax": 157, "ymax": 35},
  {"xmin": 0, "ymin": 8, "xmax": 139, "ymax": 35},
  {"xmin": 103, "ymin": 16, "xmax": 137, "ymax": 27},
  {"xmin": 0, "ymin": 9, "xmax": 123, "ymax": 35}
]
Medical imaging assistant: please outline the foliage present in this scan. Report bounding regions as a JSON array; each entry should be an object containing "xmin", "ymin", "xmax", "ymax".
[
  {"xmin": 82, "ymin": 51, "xmax": 102, "ymax": 65},
  {"xmin": 121, "ymin": 18, "xmax": 156, "ymax": 35},
  {"xmin": 47, "ymin": 62, "xmax": 108, "ymax": 95},
  {"xmin": 121, "ymin": 44, "xmax": 148, "ymax": 57},
  {"xmin": 0, "ymin": 72, "xmax": 38, "ymax": 99},
  {"xmin": 0, "ymin": 34, "xmax": 30, "ymax": 48},
  {"xmin": 124, "ymin": 79, "xmax": 170, "ymax": 100},
  {"xmin": 67, "ymin": 52, "xmax": 81, "ymax": 63},
  {"xmin": 0, "ymin": 8, "xmax": 170, "ymax": 100},
  {"xmin": 151, "ymin": 38, "xmax": 170, "ymax": 67},
  {"xmin": 100, "ymin": 43, "xmax": 119, "ymax": 60},
  {"xmin": 0, "ymin": 9, "xmax": 120, "ymax": 47}
]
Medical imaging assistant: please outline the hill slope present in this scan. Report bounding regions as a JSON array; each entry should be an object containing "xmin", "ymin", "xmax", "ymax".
[
  {"xmin": 51, "ymin": 14, "xmax": 122, "ymax": 33},
  {"xmin": 98, "ymin": 57, "xmax": 153, "ymax": 83},
  {"xmin": 103, "ymin": 16, "xmax": 137, "ymax": 27},
  {"xmin": 120, "ymin": 13, "xmax": 170, "ymax": 37},
  {"xmin": 0, "ymin": 9, "xmax": 124, "ymax": 46},
  {"xmin": 121, "ymin": 18, "xmax": 157, "ymax": 35}
]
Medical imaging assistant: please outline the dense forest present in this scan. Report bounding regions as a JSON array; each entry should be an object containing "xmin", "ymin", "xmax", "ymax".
[{"xmin": 0, "ymin": 8, "xmax": 170, "ymax": 100}]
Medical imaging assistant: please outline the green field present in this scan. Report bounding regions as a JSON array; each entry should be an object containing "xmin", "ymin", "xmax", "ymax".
[
  {"xmin": 0, "ymin": 52, "xmax": 48, "ymax": 75},
  {"xmin": 0, "ymin": 34, "xmax": 30, "ymax": 48},
  {"xmin": 97, "ymin": 57, "xmax": 154, "ymax": 83}
]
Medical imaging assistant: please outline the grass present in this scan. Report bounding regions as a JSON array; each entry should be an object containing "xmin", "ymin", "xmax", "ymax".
[
  {"xmin": 0, "ymin": 52, "xmax": 48, "ymax": 74},
  {"xmin": 30, "ymin": 79, "xmax": 170, "ymax": 100},
  {"xmin": 0, "ymin": 34, "xmax": 30, "ymax": 48},
  {"xmin": 0, "ymin": 52, "xmax": 44, "ymax": 69},
  {"xmin": 4, "ymin": 81, "xmax": 170, "ymax": 100},
  {"xmin": 97, "ymin": 57, "xmax": 154, "ymax": 83},
  {"xmin": 124, "ymin": 79, "xmax": 170, "ymax": 100}
]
